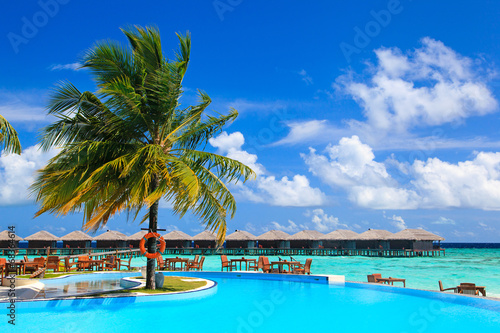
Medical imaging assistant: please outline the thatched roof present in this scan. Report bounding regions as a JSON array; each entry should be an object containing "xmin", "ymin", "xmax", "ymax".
[
  {"xmin": 353, "ymin": 229, "xmax": 393, "ymax": 240},
  {"xmin": 287, "ymin": 230, "xmax": 324, "ymax": 240},
  {"xmin": 324, "ymin": 229, "xmax": 358, "ymax": 240},
  {"xmin": 127, "ymin": 230, "xmax": 148, "ymax": 240},
  {"xmin": 389, "ymin": 229, "xmax": 444, "ymax": 241},
  {"xmin": 226, "ymin": 230, "xmax": 256, "ymax": 241},
  {"xmin": 163, "ymin": 230, "xmax": 192, "ymax": 240},
  {"xmin": 93, "ymin": 230, "xmax": 127, "ymax": 241},
  {"xmin": 60, "ymin": 230, "xmax": 93, "ymax": 241},
  {"xmin": 0, "ymin": 230, "xmax": 23, "ymax": 241},
  {"xmin": 192, "ymin": 230, "xmax": 217, "ymax": 241},
  {"xmin": 257, "ymin": 230, "xmax": 290, "ymax": 241},
  {"xmin": 24, "ymin": 230, "xmax": 60, "ymax": 241}
]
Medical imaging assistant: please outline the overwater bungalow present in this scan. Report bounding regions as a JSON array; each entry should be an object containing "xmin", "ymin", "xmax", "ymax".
[
  {"xmin": 0, "ymin": 230, "xmax": 23, "ymax": 248},
  {"xmin": 163, "ymin": 230, "xmax": 192, "ymax": 248},
  {"xmin": 256, "ymin": 230, "xmax": 290, "ymax": 248},
  {"xmin": 353, "ymin": 229, "xmax": 393, "ymax": 249},
  {"xmin": 127, "ymin": 230, "xmax": 148, "ymax": 248},
  {"xmin": 93, "ymin": 230, "xmax": 128, "ymax": 248},
  {"xmin": 24, "ymin": 230, "xmax": 60, "ymax": 248},
  {"xmin": 225, "ymin": 230, "xmax": 256, "ymax": 248},
  {"xmin": 388, "ymin": 229, "xmax": 444, "ymax": 250},
  {"xmin": 287, "ymin": 230, "xmax": 324, "ymax": 249},
  {"xmin": 60, "ymin": 230, "xmax": 92, "ymax": 248},
  {"xmin": 323, "ymin": 229, "xmax": 358, "ymax": 249},
  {"xmin": 192, "ymin": 230, "xmax": 217, "ymax": 248}
]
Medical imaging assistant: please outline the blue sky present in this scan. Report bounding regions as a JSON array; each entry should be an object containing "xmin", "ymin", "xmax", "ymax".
[{"xmin": 1, "ymin": 0, "xmax": 500, "ymax": 241}]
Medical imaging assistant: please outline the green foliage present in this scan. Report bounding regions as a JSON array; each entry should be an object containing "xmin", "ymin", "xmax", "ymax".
[
  {"xmin": 31, "ymin": 26, "xmax": 255, "ymax": 243},
  {"xmin": 0, "ymin": 114, "xmax": 21, "ymax": 154}
]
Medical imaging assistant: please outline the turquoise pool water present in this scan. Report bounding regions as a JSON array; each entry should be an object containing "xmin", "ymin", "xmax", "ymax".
[
  {"xmin": 127, "ymin": 248, "xmax": 500, "ymax": 296},
  {"xmin": 2, "ymin": 272, "xmax": 500, "ymax": 332}
]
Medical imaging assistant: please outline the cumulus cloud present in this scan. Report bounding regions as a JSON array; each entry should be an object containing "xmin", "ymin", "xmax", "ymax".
[
  {"xmin": 0, "ymin": 145, "xmax": 57, "ymax": 205},
  {"xmin": 210, "ymin": 132, "xmax": 328, "ymax": 207},
  {"xmin": 303, "ymin": 135, "xmax": 500, "ymax": 210},
  {"xmin": 305, "ymin": 208, "xmax": 347, "ymax": 232},
  {"xmin": 275, "ymin": 39, "xmax": 498, "ymax": 150},
  {"xmin": 269, "ymin": 220, "xmax": 304, "ymax": 233},
  {"xmin": 337, "ymin": 37, "xmax": 498, "ymax": 134},
  {"xmin": 383, "ymin": 212, "xmax": 407, "ymax": 231}
]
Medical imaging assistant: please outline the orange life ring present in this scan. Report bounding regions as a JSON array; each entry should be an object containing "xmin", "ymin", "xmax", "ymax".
[{"xmin": 139, "ymin": 232, "xmax": 166, "ymax": 259}]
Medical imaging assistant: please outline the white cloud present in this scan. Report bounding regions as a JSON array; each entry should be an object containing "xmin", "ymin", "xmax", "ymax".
[
  {"xmin": 0, "ymin": 145, "xmax": 57, "ymax": 205},
  {"xmin": 49, "ymin": 63, "xmax": 82, "ymax": 71},
  {"xmin": 269, "ymin": 220, "xmax": 304, "ymax": 233},
  {"xmin": 383, "ymin": 212, "xmax": 407, "ymax": 231},
  {"xmin": 304, "ymin": 136, "xmax": 500, "ymax": 210},
  {"xmin": 432, "ymin": 217, "xmax": 456, "ymax": 225},
  {"xmin": 298, "ymin": 69, "xmax": 313, "ymax": 85},
  {"xmin": 337, "ymin": 37, "xmax": 497, "ymax": 134},
  {"xmin": 272, "ymin": 120, "xmax": 348, "ymax": 146},
  {"xmin": 210, "ymin": 132, "xmax": 328, "ymax": 207},
  {"xmin": 306, "ymin": 208, "xmax": 347, "ymax": 232},
  {"xmin": 0, "ymin": 90, "xmax": 51, "ymax": 124}
]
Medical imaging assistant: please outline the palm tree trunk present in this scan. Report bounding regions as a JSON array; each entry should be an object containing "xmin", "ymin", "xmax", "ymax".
[{"xmin": 146, "ymin": 175, "xmax": 160, "ymax": 289}]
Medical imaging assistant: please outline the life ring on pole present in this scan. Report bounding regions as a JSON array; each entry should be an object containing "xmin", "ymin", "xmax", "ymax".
[{"xmin": 139, "ymin": 232, "xmax": 166, "ymax": 259}]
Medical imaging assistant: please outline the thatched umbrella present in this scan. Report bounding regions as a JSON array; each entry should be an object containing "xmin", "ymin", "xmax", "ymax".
[
  {"xmin": 192, "ymin": 230, "xmax": 217, "ymax": 248},
  {"xmin": 60, "ymin": 230, "xmax": 92, "ymax": 249},
  {"xmin": 0, "ymin": 230, "xmax": 23, "ymax": 248},
  {"xmin": 287, "ymin": 230, "xmax": 324, "ymax": 248},
  {"xmin": 24, "ymin": 230, "xmax": 60, "ymax": 248},
  {"xmin": 163, "ymin": 230, "xmax": 192, "ymax": 248},
  {"xmin": 225, "ymin": 230, "xmax": 256, "ymax": 248},
  {"xmin": 323, "ymin": 229, "xmax": 358, "ymax": 249},
  {"xmin": 127, "ymin": 230, "xmax": 148, "ymax": 248},
  {"xmin": 352, "ymin": 229, "xmax": 393, "ymax": 250},
  {"xmin": 388, "ymin": 228, "xmax": 444, "ymax": 250},
  {"xmin": 93, "ymin": 230, "xmax": 128, "ymax": 249},
  {"xmin": 256, "ymin": 230, "xmax": 290, "ymax": 248}
]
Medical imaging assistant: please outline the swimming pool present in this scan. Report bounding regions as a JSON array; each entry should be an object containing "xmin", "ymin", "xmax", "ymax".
[{"xmin": 2, "ymin": 272, "xmax": 500, "ymax": 332}]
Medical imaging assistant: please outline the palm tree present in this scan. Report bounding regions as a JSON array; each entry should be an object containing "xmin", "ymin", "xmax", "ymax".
[
  {"xmin": 31, "ymin": 26, "xmax": 255, "ymax": 289},
  {"xmin": 0, "ymin": 115, "xmax": 21, "ymax": 154}
]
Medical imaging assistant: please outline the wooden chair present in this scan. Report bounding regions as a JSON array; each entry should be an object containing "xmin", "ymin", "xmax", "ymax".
[
  {"xmin": 103, "ymin": 256, "xmax": 118, "ymax": 271},
  {"xmin": 248, "ymin": 257, "xmax": 261, "ymax": 271},
  {"xmin": 293, "ymin": 259, "xmax": 312, "ymax": 275},
  {"xmin": 187, "ymin": 256, "xmax": 205, "ymax": 271},
  {"xmin": 46, "ymin": 256, "xmax": 60, "ymax": 272},
  {"xmin": 188, "ymin": 255, "xmax": 200, "ymax": 265},
  {"xmin": 24, "ymin": 257, "xmax": 45, "ymax": 274},
  {"xmin": 261, "ymin": 257, "xmax": 276, "ymax": 273},
  {"xmin": 459, "ymin": 283, "xmax": 479, "ymax": 295},
  {"xmin": 77, "ymin": 256, "xmax": 90, "ymax": 271},
  {"xmin": 438, "ymin": 280, "xmax": 457, "ymax": 293},
  {"xmin": 221, "ymin": 255, "xmax": 236, "ymax": 272},
  {"xmin": 156, "ymin": 256, "xmax": 167, "ymax": 270},
  {"xmin": 119, "ymin": 256, "xmax": 133, "ymax": 271},
  {"xmin": 367, "ymin": 274, "xmax": 383, "ymax": 283},
  {"xmin": 64, "ymin": 257, "xmax": 79, "ymax": 272}
]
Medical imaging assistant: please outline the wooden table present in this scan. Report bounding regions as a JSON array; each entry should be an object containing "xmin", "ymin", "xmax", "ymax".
[
  {"xmin": 6, "ymin": 261, "xmax": 25, "ymax": 275},
  {"xmin": 230, "ymin": 258, "xmax": 257, "ymax": 271},
  {"xmin": 77, "ymin": 259, "xmax": 104, "ymax": 271},
  {"xmin": 377, "ymin": 277, "xmax": 406, "ymax": 287},
  {"xmin": 457, "ymin": 285, "xmax": 486, "ymax": 296},
  {"xmin": 271, "ymin": 261, "xmax": 299, "ymax": 274},
  {"xmin": 167, "ymin": 258, "xmax": 189, "ymax": 271}
]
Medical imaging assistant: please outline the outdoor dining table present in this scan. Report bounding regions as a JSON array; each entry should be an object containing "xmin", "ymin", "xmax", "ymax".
[
  {"xmin": 230, "ymin": 258, "xmax": 257, "ymax": 271},
  {"xmin": 457, "ymin": 285, "xmax": 487, "ymax": 296},
  {"xmin": 167, "ymin": 258, "xmax": 189, "ymax": 271},
  {"xmin": 377, "ymin": 277, "xmax": 406, "ymax": 287},
  {"xmin": 77, "ymin": 259, "xmax": 105, "ymax": 271},
  {"xmin": 270, "ymin": 261, "xmax": 300, "ymax": 274},
  {"xmin": 6, "ymin": 261, "xmax": 26, "ymax": 275}
]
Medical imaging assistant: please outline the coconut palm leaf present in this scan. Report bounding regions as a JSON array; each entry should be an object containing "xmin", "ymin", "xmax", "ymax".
[{"xmin": 0, "ymin": 115, "xmax": 21, "ymax": 154}]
